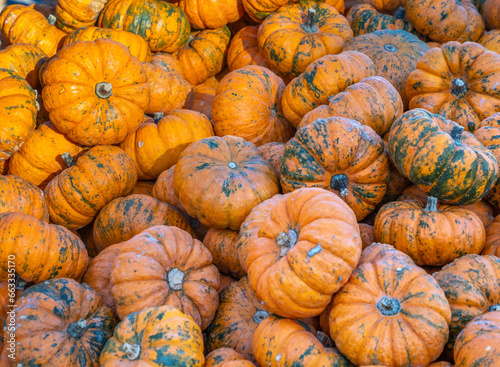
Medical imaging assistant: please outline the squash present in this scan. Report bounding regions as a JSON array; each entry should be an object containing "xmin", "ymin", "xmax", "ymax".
[
  {"xmin": 478, "ymin": 29, "xmax": 500, "ymax": 54},
  {"xmin": 483, "ymin": 215, "xmax": 500, "ymax": 257},
  {"xmin": 359, "ymin": 223, "xmax": 375, "ymax": 249},
  {"xmin": 0, "ymin": 175, "xmax": 48, "ymax": 221},
  {"xmin": 55, "ymin": 0, "xmax": 108, "ymax": 33},
  {"xmin": 256, "ymin": 142, "xmax": 285, "ymax": 181},
  {"xmin": 177, "ymin": 0, "xmax": 245, "ymax": 29},
  {"xmin": 358, "ymin": 242, "xmax": 415, "ymax": 266},
  {"xmin": 206, "ymin": 348, "xmax": 256, "ymax": 367},
  {"xmin": 228, "ymin": 26, "xmax": 267, "ymax": 71},
  {"xmin": 131, "ymin": 180, "xmax": 155, "ymax": 196},
  {"xmin": 473, "ymin": 0, "xmax": 500, "ymax": 30},
  {"xmin": 203, "ymin": 228, "xmax": 246, "ymax": 279},
  {"xmin": 0, "ymin": 43, "xmax": 47, "ymax": 89}
]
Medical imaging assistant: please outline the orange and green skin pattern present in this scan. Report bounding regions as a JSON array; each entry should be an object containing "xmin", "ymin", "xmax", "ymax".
[
  {"xmin": 374, "ymin": 199, "xmax": 486, "ymax": 266},
  {"xmin": 358, "ymin": 0, "xmax": 403, "ymax": 12},
  {"xmin": 8, "ymin": 122, "xmax": 84, "ymax": 189},
  {"xmin": 434, "ymin": 254, "xmax": 500, "ymax": 362},
  {"xmin": 0, "ymin": 175, "xmax": 48, "ymax": 221},
  {"xmin": 241, "ymin": 0, "xmax": 288, "ymax": 23},
  {"xmin": 212, "ymin": 65, "xmax": 295, "ymax": 146},
  {"xmin": 454, "ymin": 311, "xmax": 500, "ymax": 367},
  {"xmin": 388, "ymin": 108, "xmax": 499, "ymax": 205},
  {"xmin": 203, "ymin": 228, "xmax": 246, "ymax": 278},
  {"xmin": 330, "ymin": 257, "xmax": 452, "ymax": 367},
  {"xmin": 4, "ymin": 278, "xmax": 115, "ymax": 367},
  {"xmin": 344, "ymin": 29, "xmax": 429, "ymax": 108},
  {"xmin": 257, "ymin": 1, "xmax": 353, "ymax": 79},
  {"xmin": 253, "ymin": 315, "xmax": 351, "ymax": 367},
  {"xmin": 98, "ymin": 0, "xmax": 191, "ymax": 53},
  {"xmin": 358, "ymin": 242, "xmax": 415, "ymax": 267},
  {"xmin": 177, "ymin": 26, "xmax": 232, "ymax": 86},
  {"xmin": 483, "ymin": 214, "xmax": 500, "ymax": 257},
  {"xmin": 0, "ymin": 43, "xmax": 47, "ymax": 89},
  {"xmin": 238, "ymin": 187, "xmax": 361, "ymax": 318},
  {"xmin": 403, "ymin": 0, "xmax": 484, "ymax": 43},
  {"xmin": 110, "ymin": 225, "xmax": 220, "ymax": 330},
  {"xmin": 178, "ymin": 0, "xmax": 245, "ymax": 30},
  {"xmin": 0, "ymin": 212, "xmax": 89, "ymax": 283},
  {"xmin": 228, "ymin": 26, "xmax": 268, "ymax": 71},
  {"xmin": 281, "ymin": 117, "xmax": 389, "ymax": 221},
  {"xmin": 218, "ymin": 274, "xmax": 237, "ymax": 292},
  {"xmin": 55, "ymin": 0, "xmax": 108, "ymax": 33},
  {"xmin": 151, "ymin": 52, "xmax": 185, "ymax": 77},
  {"xmin": 120, "ymin": 110, "xmax": 213, "ymax": 180},
  {"xmin": 0, "ymin": 5, "xmax": 66, "ymax": 57},
  {"xmin": 42, "ymin": 39, "xmax": 150, "ymax": 146},
  {"xmin": 406, "ymin": 42, "xmax": 500, "ymax": 132},
  {"xmin": 63, "ymin": 26, "xmax": 152, "ymax": 62},
  {"xmin": 99, "ymin": 305, "xmax": 204, "ymax": 367},
  {"xmin": 131, "ymin": 180, "xmax": 155, "ymax": 196},
  {"xmin": 473, "ymin": 0, "xmax": 500, "ymax": 30},
  {"xmin": 44, "ymin": 145, "xmax": 138, "ymax": 230},
  {"xmin": 479, "ymin": 29, "xmax": 500, "ymax": 54},
  {"xmin": 256, "ymin": 142, "xmax": 285, "ymax": 181},
  {"xmin": 174, "ymin": 135, "xmax": 279, "ymax": 230},
  {"xmin": 206, "ymin": 348, "xmax": 256, "ymax": 367},
  {"xmin": 358, "ymin": 223, "xmax": 375, "ymax": 249},
  {"xmin": 281, "ymin": 51, "xmax": 376, "ymax": 127},
  {"xmin": 0, "ymin": 68, "xmax": 37, "ymax": 161},
  {"xmin": 299, "ymin": 105, "xmax": 331, "ymax": 128}
]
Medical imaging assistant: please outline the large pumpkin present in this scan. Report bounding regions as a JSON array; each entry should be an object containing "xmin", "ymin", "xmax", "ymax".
[
  {"xmin": 176, "ymin": 0, "xmax": 245, "ymax": 29},
  {"xmin": 484, "ymin": 215, "xmax": 500, "ymax": 257},
  {"xmin": 0, "ymin": 43, "xmax": 46, "ymax": 89},
  {"xmin": 203, "ymin": 228, "xmax": 246, "ymax": 279},
  {"xmin": 55, "ymin": 0, "xmax": 108, "ymax": 33},
  {"xmin": 0, "ymin": 175, "xmax": 48, "ymax": 221},
  {"xmin": 228, "ymin": 26, "xmax": 268, "ymax": 71}
]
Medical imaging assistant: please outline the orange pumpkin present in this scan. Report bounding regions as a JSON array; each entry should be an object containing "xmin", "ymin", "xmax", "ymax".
[
  {"xmin": 474, "ymin": 0, "xmax": 500, "ymax": 30},
  {"xmin": 478, "ymin": 29, "xmax": 500, "ymax": 54},
  {"xmin": 358, "ymin": 242, "xmax": 415, "ymax": 267},
  {"xmin": 483, "ymin": 214, "xmax": 500, "ymax": 257},
  {"xmin": 0, "ymin": 175, "xmax": 48, "ymax": 221},
  {"xmin": 205, "ymin": 348, "xmax": 256, "ymax": 367},
  {"xmin": 131, "ymin": 180, "xmax": 155, "ymax": 196},
  {"xmin": 299, "ymin": 105, "xmax": 331, "ymax": 127},
  {"xmin": 191, "ymin": 77, "xmax": 218, "ymax": 119},
  {"xmin": 360, "ymin": 0, "xmax": 403, "ymax": 12},
  {"xmin": 218, "ymin": 274, "xmax": 236, "ymax": 292},
  {"xmin": 0, "ymin": 43, "xmax": 47, "ymax": 89},
  {"xmin": 177, "ymin": 0, "xmax": 245, "ymax": 29},
  {"xmin": 203, "ymin": 228, "xmax": 246, "ymax": 279},
  {"xmin": 55, "ymin": 0, "xmax": 108, "ymax": 33},
  {"xmin": 228, "ymin": 26, "xmax": 267, "ymax": 71},
  {"xmin": 256, "ymin": 142, "xmax": 285, "ymax": 181},
  {"xmin": 359, "ymin": 223, "xmax": 374, "ymax": 249}
]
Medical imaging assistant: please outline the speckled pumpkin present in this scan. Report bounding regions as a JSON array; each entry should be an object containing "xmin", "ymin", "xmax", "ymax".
[
  {"xmin": 228, "ymin": 26, "xmax": 267, "ymax": 71},
  {"xmin": 55, "ymin": 0, "xmax": 108, "ymax": 33},
  {"xmin": 381, "ymin": 136, "xmax": 412, "ymax": 204},
  {"xmin": 281, "ymin": 117, "xmax": 389, "ymax": 221},
  {"xmin": 0, "ymin": 43, "xmax": 47, "ymax": 89},
  {"xmin": 479, "ymin": 29, "xmax": 500, "ymax": 54},
  {"xmin": 256, "ymin": 142, "xmax": 284, "ymax": 181},
  {"xmin": 218, "ymin": 274, "xmax": 237, "ymax": 293},
  {"xmin": 177, "ymin": 0, "xmax": 244, "ymax": 29},
  {"xmin": 358, "ymin": 242, "xmax": 415, "ymax": 266},
  {"xmin": 203, "ymin": 228, "xmax": 246, "ymax": 279},
  {"xmin": 360, "ymin": 0, "xmax": 403, "ymax": 12},
  {"xmin": 483, "ymin": 215, "xmax": 500, "ymax": 257},
  {"xmin": 205, "ymin": 348, "xmax": 256, "ymax": 367},
  {"xmin": 299, "ymin": 105, "xmax": 331, "ymax": 127},
  {"xmin": 0, "ymin": 175, "xmax": 48, "ymax": 221},
  {"xmin": 359, "ymin": 223, "xmax": 375, "ymax": 249}
]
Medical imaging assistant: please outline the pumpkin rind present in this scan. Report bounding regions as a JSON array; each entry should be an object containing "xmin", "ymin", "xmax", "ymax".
[
  {"xmin": 0, "ymin": 43, "xmax": 47, "ymax": 89},
  {"xmin": 191, "ymin": 77, "xmax": 217, "ymax": 119},
  {"xmin": 359, "ymin": 223, "xmax": 375, "ymax": 249},
  {"xmin": 478, "ymin": 29, "xmax": 500, "ymax": 54},
  {"xmin": 256, "ymin": 142, "xmax": 285, "ymax": 181},
  {"xmin": 0, "ymin": 175, "xmax": 48, "ymax": 221},
  {"xmin": 177, "ymin": 0, "xmax": 245, "ymax": 30},
  {"xmin": 204, "ymin": 228, "xmax": 246, "ymax": 279},
  {"xmin": 228, "ymin": 26, "xmax": 268, "ymax": 71},
  {"xmin": 473, "ymin": 0, "xmax": 500, "ymax": 30},
  {"xmin": 205, "ymin": 348, "xmax": 256, "ymax": 367},
  {"xmin": 483, "ymin": 214, "xmax": 500, "ymax": 257},
  {"xmin": 55, "ymin": 0, "xmax": 108, "ymax": 33}
]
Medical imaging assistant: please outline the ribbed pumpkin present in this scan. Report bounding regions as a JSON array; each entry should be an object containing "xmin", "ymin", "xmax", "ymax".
[
  {"xmin": 8, "ymin": 122, "xmax": 84, "ymax": 189},
  {"xmin": 203, "ymin": 228, "xmax": 246, "ymax": 279},
  {"xmin": 281, "ymin": 51, "xmax": 376, "ymax": 127},
  {"xmin": 5, "ymin": 278, "xmax": 115, "ymax": 367},
  {"xmin": 228, "ymin": 26, "xmax": 267, "ymax": 71},
  {"xmin": 0, "ymin": 212, "xmax": 89, "ymax": 283},
  {"xmin": 330, "ymin": 256, "xmax": 452, "ymax": 367},
  {"xmin": 55, "ymin": 0, "xmax": 108, "ymax": 33},
  {"xmin": 388, "ymin": 108, "xmax": 499, "ymax": 205},
  {"xmin": 360, "ymin": 0, "xmax": 403, "ymax": 12},
  {"xmin": 0, "ymin": 43, "xmax": 46, "ymax": 89},
  {"xmin": 299, "ymin": 105, "xmax": 331, "ymax": 127},
  {"xmin": 119, "ymin": 110, "xmax": 213, "ymax": 180},
  {"xmin": 176, "ymin": 0, "xmax": 245, "ymax": 29},
  {"xmin": 257, "ymin": 1, "xmax": 353, "ymax": 79},
  {"xmin": 281, "ymin": 117, "xmax": 389, "ymax": 221},
  {"xmin": 174, "ymin": 135, "xmax": 279, "ymax": 230},
  {"xmin": 407, "ymin": 42, "xmax": 500, "ymax": 132},
  {"xmin": 98, "ymin": 0, "xmax": 191, "ymax": 53},
  {"xmin": 484, "ymin": 215, "xmax": 500, "ymax": 257},
  {"xmin": 151, "ymin": 52, "xmax": 185, "ymax": 75},
  {"xmin": 358, "ymin": 242, "xmax": 415, "ymax": 266},
  {"xmin": 473, "ymin": 0, "xmax": 500, "ymax": 30},
  {"xmin": 0, "ymin": 175, "xmax": 48, "ymax": 221},
  {"xmin": 99, "ymin": 305, "xmax": 204, "ymax": 367},
  {"xmin": 212, "ymin": 65, "xmax": 294, "ymax": 146},
  {"xmin": 344, "ymin": 29, "xmax": 430, "ymax": 107},
  {"xmin": 256, "ymin": 142, "xmax": 285, "ymax": 181},
  {"xmin": 238, "ymin": 187, "xmax": 361, "ymax": 318},
  {"xmin": 44, "ymin": 145, "xmax": 138, "ymax": 230},
  {"xmin": 434, "ymin": 254, "xmax": 500, "ymax": 361},
  {"xmin": 205, "ymin": 348, "xmax": 256, "ymax": 367},
  {"xmin": 479, "ymin": 29, "xmax": 500, "ymax": 54},
  {"xmin": 191, "ymin": 77, "xmax": 217, "ymax": 119}
]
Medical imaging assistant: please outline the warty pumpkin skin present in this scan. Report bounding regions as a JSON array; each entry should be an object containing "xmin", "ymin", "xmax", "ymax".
[
  {"xmin": 55, "ymin": 0, "xmax": 108, "ymax": 33},
  {"xmin": 174, "ymin": 135, "xmax": 279, "ymax": 230},
  {"xmin": 177, "ymin": 0, "xmax": 245, "ymax": 30},
  {"xmin": 483, "ymin": 215, "xmax": 500, "ymax": 257},
  {"xmin": 238, "ymin": 187, "xmax": 362, "ymax": 318},
  {"xmin": 406, "ymin": 42, "xmax": 500, "ymax": 132},
  {"xmin": 330, "ymin": 256, "xmax": 452, "ymax": 367},
  {"xmin": 205, "ymin": 348, "xmax": 256, "ymax": 367},
  {"xmin": 256, "ymin": 142, "xmax": 285, "ymax": 181},
  {"xmin": 281, "ymin": 51, "xmax": 376, "ymax": 127},
  {"xmin": 0, "ymin": 175, "xmax": 48, "ymax": 221},
  {"xmin": 257, "ymin": 1, "xmax": 353, "ymax": 79},
  {"xmin": 44, "ymin": 145, "xmax": 138, "ymax": 230},
  {"xmin": 204, "ymin": 228, "xmax": 246, "ymax": 279},
  {"xmin": 212, "ymin": 65, "xmax": 295, "ymax": 146},
  {"xmin": 99, "ymin": 305, "xmax": 205, "ymax": 367},
  {"xmin": 434, "ymin": 254, "xmax": 500, "ymax": 362},
  {"xmin": 281, "ymin": 117, "xmax": 389, "ymax": 221},
  {"xmin": 388, "ymin": 108, "xmax": 499, "ymax": 205},
  {"xmin": 0, "ymin": 43, "xmax": 47, "ymax": 90},
  {"xmin": 228, "ymin": 26, "xmax": 267, "ymax": 71}
]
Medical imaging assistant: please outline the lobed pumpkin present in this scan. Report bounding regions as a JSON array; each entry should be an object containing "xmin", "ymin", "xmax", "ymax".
[
  {"xmin": 478, "ymin": 29, "xmax": 500, "ymax": 54},
  {"xmin": 228, "ymin": 26, "xmax": 268, "ymax": 71},
  {"xmin": 203, "ymin": 228, "xmax": 246, "ymax": 279},
  {"xmin": 0, "ymin": 175, "xmax": 48, "ymax": 221},
  {"xmin": 55, "ymin": 0, "xmax": 108, "ymax": 33},
  {"xmin": 358, "ymin": 242, "xmax": 415, "ymax": 267},
  {"xmin": 177, "ymin": 0, "xmax": 245, "ymax": 29},
  {"xmin": 473, "ymin": 0, "xmax": 500, "ymax": 30},
  {"xmin": 0, "ymin": 43, "xmax": 46, "ymax": 89}
]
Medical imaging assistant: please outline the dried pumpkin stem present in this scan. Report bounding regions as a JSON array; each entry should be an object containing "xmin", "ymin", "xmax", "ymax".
[
  {"xmin": 123, "ymin": 343, "xmax": 141, "ymax": 360},
  {"xmin": 490, "ymin": 304, "xmax": 500, "ymax": 312},
  {"xmin": 451, "ymin": 78, "xmax": 468, "ymax": 96},
  {"xmin": 95, "ymin": 82, "xmax": 113, "ymax": 99},
  {"xmin": 62, "ymin": 152, "xmax": 76, "ymax": 167},
  {"xmin": 376, "ymin": 297, "xmax": 401, "ymax": 316},
  {"xmin": 277, "ymin": 229, "xmax": 298, "ymax": 256},
  {"xmin": 67, "ymin": 319, "xmax": 87, "ymax": 339},
  {"xmin": 228, "ymin": 162, "xmax": 237, "ymax": 169},
  {"xmin": 424, "ymin": 196, "xmax": 438, "ymax": 212},
  {"xmin": 301, "ymin": 8, "xmax": 318, "ymax": 33},
  {"xmin": 330, "ymin": 174, "xmax": 349, "ymax": 197},
  {"xmin": 167, "ymin": 268, "xmax": 185, "ymax": 290},
  {"xmin": 253, "ymin": 310, "xmax": 269, "ymax": 323},
  {"xmin": 47, "ymin": 14, "xmax": 56, "ymax": 25},
  {"xmin": 384, "ymin": 44, "xmax": 398, "ymax": 52},
  {"xmin": 153, "ymin": 112, "xmax": 164, "ymax": 123},
  {"xmin": 450, "ymin": 124, "xmax": 464, "ymax": 146}
]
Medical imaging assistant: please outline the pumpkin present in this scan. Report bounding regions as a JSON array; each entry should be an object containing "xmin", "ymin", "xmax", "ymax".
[
  {"xmin": 0, "ymin": 68, "xmax": 37, "ymax": 162},
  {"xmin": 360, "ymin": 0, "xmax": 403, "ymax": 12},
  {"xmin": 228, "ymin": 26, "xmax": 267, "ymax": 71},
  {"xmin": 381, "ymin": 137, "xmax": 412, "ymax": 204},
  {"xmin": 281, "ymin": 117, "xmax": 389, "ymax": 221},
  {"xmin": 203, "ymin": 228, "xmax": 246, "ymax": 279},
  {"xmin": 206, "ymin": 348, "xmax": 256, "ymax": 367},
  {"xmin": 131, "ymin": 180, "xmax": 155, "ymax": 196},
  {"xmin": 151, "ymin": 52, "xmax": 185, "ymax": 76},
  {"xmin": 358, "ymin": 242, "xmax": 415, "ymax": 266},
  {"xmin": 434, "ymin": 254, "xmax": 500, "ymax": 361},
  {"xmin": 191, "ymin": 77, "xmax": 217, "ymax": 119},
  {"xmin": 256, "ymin": 142, "xmax": 285, "ymax": 181},
  {"xmin": 120, "ymin": 110, "xmax": 213, "ymax": 180},
  {"xmin": 257, "ymin": 1, "xmax": 353, "ymax": 79},
  {"xmin": 483, "ymin": 215, "xmax": 500, "ymax": 257},
  {"xmin": 403, "ymin": 0, "xmax": 484, "ymax": 43},
  {"xmin": 99, "ymin": 305, "xmax": 204, "ymax": 367},
  {"xmin": 218, "ymin": 274, "xmax": 237, "ymax": 292},
  {"xmin": 177, "ymin": 0, "xmax": 245, "ymax": 30},
  {"xmin": 177, "ymin": 26, "xmax": 232, "ymax": 86},
  {"xmin": 0, "ymin": 175, "xmax": 48, "ymax": 221},
  {"xmin": 8, "ymin": 122, "xmax": 84, "ymax": 189},
  {"xmin": 344, "ymin": 29, "xmax": 430, "ymax": 107},
  {"xmin": 0, "ymin": 160, "xmax": 7, "ymax": 175},
  {"xmin": 406, "ymin": 42, "xmax": 500, "ymax": 132},
  {"xmin": 0, "ymin": 43, "xmax": 46, "ymax": 89},
  {"xmin": 473, "ymin": 0, "xmax": 500, "ymax": 30},
  {"xmin": 299, "ymin": 105, "xmax": 331, "ymax": 127},
  {"xmin": 281, "ymin": 51, "xmax": 376, "ymax": 127},
  {"xmin": 212, "ymin": 66, "xmax": 294, "ymax": 146},
  {"xmin": 0, "ymin": 212, "xmax": 89, "ymax": 283},
  {"xmin": 174, "ymin": 135, "xmax": 279, "ymax": 230},
  {"xmin": 388, "ymin": 108, "xmax": 499, "ymax": 205},
  {"xmin": 330, "ymin": 256, "xmax": 452, "ymax": 366},
  {"xmin": 98, "ymin": 0, "xmax": 191, "ymax": 53},
  {"xmin": 44, "ymin": 145, "xmax": 138, "ymax": 230},
  {"xmin": 55, "ymin": 0, "xmax": 108, "ymax": 33},
  {"xmin": 359, "ymin": 223, "xmax": 374, "ymax": 249},
  {"xmin": 479, "ymin": 30, "xmax": 500, "ymax": 54}
]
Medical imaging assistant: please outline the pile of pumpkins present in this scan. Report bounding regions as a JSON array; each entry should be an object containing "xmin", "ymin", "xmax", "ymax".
[{"xmin": 1, "ymin": 0, "xmax": 500, "ymax": 365}]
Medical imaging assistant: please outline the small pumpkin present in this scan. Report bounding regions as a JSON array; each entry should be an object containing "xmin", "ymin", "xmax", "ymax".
[
  {"xmin": 483, "ymin": 215, "xmax": 500, "ymax": 257},
  {"xmin": 0, "ymin": 43, "xmax": 47, "ymax": 89},
  {"xmin": 0, "ymin": 175, "xmax": 48, "ymax": 221},
  {"xmin": 359, "ymin": 223, "xmax": 375, "ymax": 249},
  {"xmin": 177, "ymin": 0, "xmax": 245, "ymax": 30},
  {"xmin": 151, "ymin": 52, "xmax": 185, "ymax": 76},
  {"xmin": 203, "ymin": 228, "xmax": 246, "ymax": 279},
  {"xmin": 131, "ymin": 180, "xmax": 155, "ymax": 196},
  {"xmin": 218, "ymin": 274, "xmax": 237, "ymax": 292},
  {"xmin": 55, "ymin": 0, "xmax": 108, "ymax": 33},
  {"xmin": 191, "ymin": 77, "xmax": 218, "ymax": 119},
  {"xmin": 205, "ymin": 348, "xmax": 256, "ymax": 367},
  {"xmin": 360, "ymin": 0, "xmax": 404, "ymax": 12},
  {"xmin": 299, "ymin": 105, "xmax": 331, "ymax": 127},
  {"xmin": 358, "ymin": 242, "xmax": 415, "ymax": 266},
  {"xmin": 228, "ymin": 26, "xmax": 267, "ymax": 71},
  {"xmin": 473, "ymin": 0, "xmax": 500, "ymax": 30},
  {"xmin": 256, "ymin": 142, "xmax": 285, "ymax": 181},
  {"xmin": 478, "ymin": 29, "xmax": 500, "ymax": 54}
]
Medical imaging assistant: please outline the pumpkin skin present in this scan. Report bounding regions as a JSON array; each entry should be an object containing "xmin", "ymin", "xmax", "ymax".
[
  {"xmin": 281, "ymin": 51, "xmax": 376, "ymax": 127},
  {"xmin": 205, "ymin": 348, "xmax": 256, "ymax": 367},
  {"xmin": 8, "ymin": 122, "xmax": 84, "ymax": 189},
  {"xmin": 0, "ymin": 43, "xmax": 47, "ymax": 89},
  {"xmin": 191, "ymin": 77, "xmax": 217, "ymax": 119},
  {"xmin": 0, "ymin": 212, "xmax": 89, "ymax": 283},
  {"xmin": 44, "ymin": 145, "xmax": 138, "ymax": 230},
  {"xmin": 406, "ymin": 42, "xmax": 500, "ymax": 132},
  {"xmin": 131, "ymin": 180, "xmax": 155, "ymax": 196},
  {"xmin": 228, "ymin": 26, "xmax": 267, "ymax": 71},
  {"xmin": 281, "ymin": 117, "xmax": 389, "ymax": 221},
  {"xmin": 388, "ymin": 108, "xmax": 499, "ymax": 205},
  {"xmin": 212, "ymin": 66, "xmax": 294, "ymax": 146},
  {"xmin": 218, "ymin": 274, "xmax": 237, "ymax": 292},
  {"xmin": 174, "ymin": 135, "xmax": 279, "ymax": 230},
  {"xmin": 256, "ymin": 142, "xmax": 285, "ymax": 181},
  {"xmin": 483, "ymin": 215, "xmax": 500, "ymax": 257},
  {"xmin": 358, "ymin": 242, "xmax": 415, "ymax": 266},
  {"xmin": 434, "ymin": 254, "xmax": 500, "ymax": 362},
  {"xmin": 0, "ymin": 175, "xmax": 48, "ymax": 221},
  {"xmin": 360, "ymin": 0, "xmax": 403, "ymax": 12},
  {"xmin": 343, "ymin": 29, "xmax": 430, "ymax": 107},
  {"xmin": 55, "ymin": 0, "xmax": 108, "ymax": 33},
  {"xmin": 99, "ymin": 305, "xmax": 205, "ymax": 367},
  {"xmin": 479, "ymin": 30, "xmax": 500, "ymax": 54},
  {"xmin": 238, "ymin": 187, "xmax": 361, "ymax": 318},
  {"xmin": 177, "ymin": 0, "xmax": 245, "ymax": 30},
  {"xmin": 330, "ymin": 256, "xmax": 452, "ymax": 367},
  {"xmin": 257, "ymin": 1, "xmax": 353, "ymax": 79},
  {"xmin": 359, "ymin": 223, "xmax": 374, "ymax": 249},
  {"xmin": 203, "ymin": 228, "xmax": 246, "ymax": 279},
  {"xmin": 473, "ymin": 0, "xmax": 500, "ymax": 30},
  {"xmin": 0, "ymin": 160, "xmax": 8, "ymax": 175},
  {"xmin": 120, "ymin": 110, "xmax": 213, "ymax": 180},
  {"xmin": 299, "ymin": 105, "xmax": 331, "ymax": 127}
]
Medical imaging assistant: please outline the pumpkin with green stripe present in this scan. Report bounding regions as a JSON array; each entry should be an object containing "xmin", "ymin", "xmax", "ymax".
[
  {"xmin": 388, "ymin": 108, "xmax": 499, "ymax": 205},
  {"xmin": 55, "ymin": 0, "xmax": 107, "ymax": 33}
]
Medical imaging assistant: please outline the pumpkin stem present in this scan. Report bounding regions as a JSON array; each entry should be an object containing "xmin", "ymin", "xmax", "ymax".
[
  {"xmin": 95, "ymin": 82, "xmax": 113, "ymax": 99},
  {"xmin": 228, "ymin": 162, "xmax": 237, "ymax": 169},
  {"xmin": 330, "ymin": 174, "xmax": 349, "ymax": 197},
  {"xmin": 47, "ymin": 14, "xmax": 56, "ymax": 25},
  {"xmin": 301, "ymin": 8, "xmax": 318, "ymax": 33},
  {"xmin": 490, "ymin": 304, "xmax": 500, "ymax": 312},
  {"xmin": 451, "ymin": 78, "xmax": 468, "ymax": 96},
  {"xmin": 316, "ymin": 331, "xmax": 333, "ymax": 348},
  {"xmin": 384, "ymin": 44, "xmax": 398, "ymax": 52},
  {"xmin": 376, "ymin": 297, "xmax": 401, "ymax": 316},
  {"xmin": 153, "ymin": 112, "xmax": 164, "ymax": 124},
  {"xmin": 15, "ymin": 275, "xmax": 27, "ymax": 290},
  {"xmin": 167, "ymin": 268, "xmax": 185, "ymax": 290},
  {"xmin": 277, "ymin": 229, "xmax": 298, "ymax": 256},
  {"xmin": 450, "ymin": 124, "xmax": 464, "ymax": 146},
  {"xmin": 123, "ymin": 343, "xmax": 141, "ymax": 360},
  {"xmin": 253, "ymin": 310, "xmax": 269, "ymax": 323},
  {"xmin": 67, "ymin": 319, "xmax": 87, "ymax": 339},
  {"xmin": 424, "ymin": 196, "xmax": 439, "ymax": 212},
  {"xmin": 62, "ymin": 153, "xmax": 76, "ymax": 167}
]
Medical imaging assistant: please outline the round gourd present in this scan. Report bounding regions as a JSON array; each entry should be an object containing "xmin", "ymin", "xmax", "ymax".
[
  {"xmin": 473, "ymin": 0, "xmax": 500, "ymax": 30},
  {"xmin": 0, "ymin": 175, "xmax": 48, "ymax": 221},
  {"xmin": 478, "ymin": 29, "xmax": 500, "ymax": 54},
  {"xmin": 203, "ymin": 228, "xmax": 246, "ymax": 279}
]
